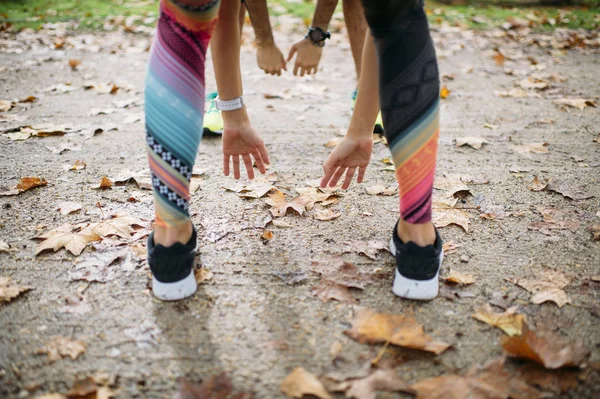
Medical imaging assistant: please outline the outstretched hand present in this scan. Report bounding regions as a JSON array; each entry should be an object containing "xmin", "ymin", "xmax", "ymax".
[
  {"xmin": 222, "ymin": 124, "xmax": 270, "ymax": 180},
  {"xmin": 321, "ymin": 136, "xmax": 373, "ymax": 190},
  {"xmin": 287, "ymin": 38, "xmax": 323, "ymax": 76},
  {"xmin": 257, "ymin": 42, "xmax": 287, "ymax": 76}
]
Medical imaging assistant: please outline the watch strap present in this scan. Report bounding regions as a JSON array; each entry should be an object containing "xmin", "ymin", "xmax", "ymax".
[{"xmin": 215, "ymin": 96, "xmax": 244, "ymax": 111}]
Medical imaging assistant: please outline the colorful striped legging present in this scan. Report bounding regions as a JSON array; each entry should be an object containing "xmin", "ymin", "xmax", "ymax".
[{"xmin": 145, "ymin": 0, "xmax": 440, "ymax": 227}]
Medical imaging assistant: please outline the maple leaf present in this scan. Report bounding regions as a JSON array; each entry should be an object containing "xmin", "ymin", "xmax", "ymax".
[
  {"xmin": 92, "ymin": 176, "xmax": 113, "ymax": 190},
  {"xmin": 502, "ymin": 324, "xmax": 588, "ymax": 369},
  {"xmin": 57, "ymin": 201, "xmax": 83, "ymax": 215},
  {"xmin": 507, "ymin": 269, "xmax": 571, "ymax": 307},
  {"xmin": 330, "ymin": 369, "xmax": 414, "ymax": 399},
  {"xmin": 434, "ymin": 178, "xmax": 471, "ymax": 198},
  {"xmin": 312, "ymin": 260, "xmax": 373, "ymax": 289},
  {"xmin": 194, "ymin": 268, "xmax": 213, "ymax": 285},
  {"xmin": 455, "ymin": 136, "xmax": 488, "ymax": 150},
  {"xmin": 517, "ymin": 77, "xmax": 549, "ymax": 90},
  {"xmin": 344, "ymin": 307, "xmax": 450, "ymax": 355},
  {"xmin": 365, "ymin": 184, "xmax": 397, "ymax": 196},
  {"xmin": 266, "ymin": 189, "xmax": 336, "ymax": 217},
  {"xmin": 553, "ymin": 98, "xmax": 597, "ymax": 110},
  {"xmin": 0, "ymin": 276, "xmax": 33, "ymax": 302},
  {"xmin": 36, "ymin": 337, "xmax": 86, "ymax": 363},
  {"xmin": 35, "ymin": 223, "xmax": 101, "ymax": 256},
  {"xmin": 313, "ymin": 209, "xmax": 341, "ymax": 221},
  {"xmin": 222, "ymin": 181, "xmax": 275, "ymax": 199},
  {"xmin": 472, "ymin": 304, "xmax": 525, "ymax": 336},
  {"xmin": 281, "ymin": 367, "xmax": 331, "ymax": 399},
  {"xmin": 66, "ymin": 376, "xmax": 115, "ymax": 399},
  {"xmin": 443, "ymin": 269, "xmax": 475, "ymax": 285},
  {"xmin": 69, "ymin": 160, "xmax": 86, "ymax": 171},
  {"xmin": 341, "ymin": 241, "xmax": 390, "ymax": 261},
  {"xmin": 513, "ymin": 142, "xmax": 550, "ymax": 154},
  {"xmin": 311, "ymin": 281, "xmax": 358, "ymax": 305},
  {"xmin": 546, "ymin": 179, "xmax": 594, "ymax": 200},
  {"xmin": 92, "ymin": 214, "xmax": 145, "ymax": 239},
  {"xmin": 527, "ymin": 176, "xmax": 549, "ymax": 191},
  {"xmin": 16, "ymin": 177, "xmax": 47, "ymax": 191},
  {"xmin": 432, "ymin": 207, "xmax": 470, "ymax": 232},
  {"xmin": 174, "ymin": 374, "xmax": 252, "ymax": 399},
  {"xmin": 515, "ymin": 364, "xmax": 581, "ymax": 395}
]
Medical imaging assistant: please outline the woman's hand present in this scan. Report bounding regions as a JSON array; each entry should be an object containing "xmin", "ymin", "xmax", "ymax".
[
  {"xmin": 321, "ymin": 135, "xmax": 373, "ymax": 190},
  {"xmin": 222, "ymin": 122, "xmax": 270, "ymax": 180}
]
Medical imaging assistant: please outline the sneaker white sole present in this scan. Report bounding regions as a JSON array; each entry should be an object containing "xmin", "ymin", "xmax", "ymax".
[
  {"xmin": 389, "ymin": 237, "xmax": 443, "ymax": 301},
  {"xmin": 152, "ymin": 270, "xmax": 197, "ymax": 301}
]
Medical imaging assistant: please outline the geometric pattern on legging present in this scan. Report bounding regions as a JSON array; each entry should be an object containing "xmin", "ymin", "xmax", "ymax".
[
  {"xmin": 145, "ymin": 1, "xmax": 219, "ymax": 226},
  {"xmin": 362, "ymin": 1, "xmax": 440, "ymax": 224}
]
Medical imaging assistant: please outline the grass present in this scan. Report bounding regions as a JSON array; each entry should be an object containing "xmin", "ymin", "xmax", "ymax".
[{"xmin": 0, "ymin": 0, "xmax": 598, "ymax": 31}]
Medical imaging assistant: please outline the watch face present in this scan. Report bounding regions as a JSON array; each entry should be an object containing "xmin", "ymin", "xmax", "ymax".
[{"xmin": 309, "ymin": 29, "xmax": 325, "ymax": 42}]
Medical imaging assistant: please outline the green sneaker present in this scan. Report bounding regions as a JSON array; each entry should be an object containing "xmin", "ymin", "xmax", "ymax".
[
  {"xmin": 351, "ymin": 89, "xmax": 384, "ymax": 134},
  {"xmin": 203, "ymin": 92, "xmax": 223, "ymax": 136}
]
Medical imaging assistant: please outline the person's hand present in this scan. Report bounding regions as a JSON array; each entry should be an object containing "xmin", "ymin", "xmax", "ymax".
[
  {"xmin": 321, "ymin": 135, "xmax": 373, "ymax": 190},
  {"xmin": 222, "ymin": 122, "xmax": 270, "ymax": 180},
  {"xmin": 257, "ymin": 41, "xmax": 287, "ymax": 76},
  {"xmin": 287, "ymin": 38, "xmax": 323, "ymax": 76}
]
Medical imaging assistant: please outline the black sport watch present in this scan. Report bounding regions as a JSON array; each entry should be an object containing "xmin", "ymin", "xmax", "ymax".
[{"xmin": 306, "ymin": 27, "xmax": 331, "ymax": 47}]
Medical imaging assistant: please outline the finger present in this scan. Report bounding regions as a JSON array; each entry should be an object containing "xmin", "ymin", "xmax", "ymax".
[
  {"xmin": 342, "ymin": 167, "xmax": 356, "ymax": 190},
  {"xmin": 223, "ymin": 154, "xmax": 230, "ymax": 176},
  {"xmin": 293, "ymin": 62, "xmax": 299, "ymax": 76},
  {"xmin": 232, "ymin": 155, "xmax": 241, "ymax": 180},
  {"xmin": 312, "ymin": 66, "xmax": 318, "ymax": 75},
  {"xmin": 252, "ymin": 149, "xmax": 266, "ymax": 174},
  {"xmin": 321, "ymin": 162, "xmax": 335, "ymax": 188},
  {"xmin": 357, "ymin": 166, "xmax": 366, "ymax": 183},
  {"xmin": 281, "ymin": 59, "xmax": 287, "ymax": 71},
  {"xmin": 258, "ymin": 142, "xmax": 270, "ymax": 165},
  {"xmin": 287, "ymin": 46, "xmax": 297, "ymax": 62},
  {"xmin": 329, "ymin": 167, "xmax": 346, "ymax": 187},
  {"xmin": 242, "ymin": 154, "xmax": 254, "ymax": 180},
  {"xmin": 276, "ymin": 69, "xmax": 281, "ymax": 76},
  {"xmin": 299, "ymin": 67, "xmax": 305, "ymax": 77}
]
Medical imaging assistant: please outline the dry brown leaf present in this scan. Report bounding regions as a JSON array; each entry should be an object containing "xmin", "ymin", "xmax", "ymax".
[
  {"xmin": 313, "ymin": 260, "xmax": 373, "ymax": 289},
  {"xmin": 411, "ymin": 357, "xmax": 542, "ymax": 399},
  {"xmin": 515, "ymin": 364, "xmax": 581, "ymax": 395},
  {"xmin": 442, "ymin": 241, "xmax": 461, "ymax": 255},
  {"xmin": 455, "ymin": 136, "xmax": 488, "ymax": 150},
  {"xmin": 57, "ymin": 201, "xmax": 83, "ymax": 216},
  {"xmin": 92, "ymin": 176, "xmax": 113, "ymax": 190},
  {"xmin": 365, "ymin": 184, "xmax": 397, "ymax": 196},
  {"xmin": 0, "ymin": 240, "xmax": 11, "ymax": 253},
  {"xmin": 92, "ymin": 214, "xmax": 146, "ymax": 239},
  {"xmin": 518, "ymin": 77, "xmax": 549, "ymax": 90},
  {"xmin": 443, "ymin": 269, "xmax": 475, "ymax": 285},
  {"xmin": 266, "ymin": 189, "xmax": 336, "ymax": 217},
  {"xmin": 338, "ymin": 369, "xmax": 414, "ymax": 399},
  {"xmin": 174, "ymin": 374, "xmax": 251, "ymax": 399},
  {"xmin": 66, "ymin": 377, "xmax": 115, "ymax": 399},
  {"xmin": 493, "ymin": 51, "xmax": 506, "ymax": 65},
  {"xmin": 70, "ymin": 160, "xmax": 86, "ymax": 171},
  {"xmin": 313, "ymin": 209, "xmax": 341, "ymax": 221},
  {"xmin": 0, "ymin": 276, "xmax": 32, "ymax": 302},
  {"xmin": 495, "ymin": 88, "xmax": 540, "ymax": 98},
  {"xmin": 194, "ymin": 268, "xmax": 213, "ymax": 285},
  {"xmin": 546, "ymin": 179, "xmax": 594, "ymax": 200},
  {"xmin": 432, "ymin": 208, "xmax": 470, "ymax": 232},
  {"xmin": 527, "ymin": 176, "xmax": 549, "ymax": 191},
  {"xmin": 16, "ymin": 177, "xmax": 47, "ymax": 191},
  {"xmin": 434, "ymin": 179, "xmax": 471, "ymax": 198},
  {"xmin": 281, "ymin": 367, "xmax": 332, "ymax": 399},
  {"xmin": 507, "ymin": 269, "xmax": 571, "ymax": 307},
  {"xmin": 472, "ymin": 304, "xmax": 525, "ymax": 336},
  {"xmin": 591, "ymin": 225, "xmax": 600, "ymax": 241},
  {"xmin": 440, "ymin": 86, "xmax": 450, "ymax": 99},
  {"xmin": 341, "ymin": 241, "xmax": 389, "ymax": 261},
  {"xmin": 324, "ymin": 137, "xmax": 342, "ymax": 148},
  {"xmin": 222, "ymin": 181, "xmax": 275, "ymax": 199},
  {"xmin": 311, "ymin": 281, "xmax": 357, "ymax": 304},
  {"xmin": 35, "ymin": 223, "xmax": 101, "ymax": 256},
  {"xmin": 553, "ymin": 98, "xmax": 597, "ymax": 110},
  {"xmin": 513, "ymin": 142, "xmax": 550, "ymax": 154},
  {"xmin": 0, "ymin": 100, "xmax": 12, "ymax": 112},
  {"xmin": 36, "ymin": 337, "xmax": 86, "ymax": 363},
  {"xmin": 68, "ymin": 59, "xmax": 81, "ymax": 69},
  {"xmin": 344, "ymin": 307, "xmax": 450, "ymax": 355},
  {"xmin": 502, "ymin": 324, "xmax": 588, "ymax": 369},
  {"xmin": 262, "ymin": 229, "xmax": 274, "ymax": 240}
]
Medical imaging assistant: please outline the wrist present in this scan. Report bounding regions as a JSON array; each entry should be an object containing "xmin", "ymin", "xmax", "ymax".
[
  {"xmin": 222, "ymin": 107, "xmax": 251, "ymax": 127},
  {"xmin": 255, "ymin": 36, "xmax": 275, "ymax": 48},
  {"xmin": 346, "ymin": 126, "xmax": 373, "ymax": 140}
]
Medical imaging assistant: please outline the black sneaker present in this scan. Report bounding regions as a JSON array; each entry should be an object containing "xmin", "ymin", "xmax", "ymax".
[
  {"xmin": 389, "ymin": 221, "xmax": 443, "ymax": 300},
  {"xmin": 147, "ymin": 227, "xmax": 198, "ymax": 301}
]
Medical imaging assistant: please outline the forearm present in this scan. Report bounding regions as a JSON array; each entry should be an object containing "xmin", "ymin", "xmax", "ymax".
[
  {"xmin": 348, "ymin": 32, "xmax": 379, "ymax": 138},
  {"xmin": 211, "ymin": 0, "xmax": 248, "ymax": 125},
  {"xmin": 312, "ymin": 0, "xmax": 339, "ymax": 30},
  {"xmin": 245, "ymin": 0, "xmax": 275, "ymax": 47}
]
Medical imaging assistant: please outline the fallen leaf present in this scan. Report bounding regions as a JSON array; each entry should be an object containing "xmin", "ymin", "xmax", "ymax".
[
  {"xmin": 472, "ymin": 304, "xmax": 525, "ymax": 336},
  {"xmin": 35, "ymin": 223, "xmax": 101, "ymax": 256},
  {"xmin": 335, "ymin": 369, "xmax": 414, "ymax": 399},
  {"xmin": 266, "ymin": 189, "xmax": 336, "ymax": 217},
  {"xmin": 313, "ymin": 209, "xmax": 341, "ymax": 221},
  {"xmin": 313, "ymin": 260, "xmax": 373, "ymax": 289},
  {"xmin": 546, "ymin": 179, "xmax": 594, "ymax": 200},
  {"xmin": 44, "ymin": 83, "xmax": 79, "ymax": 94},
  {"xmin": 495, "ymin": 88, "xmax": 540, "ymax": 98},
  {"xmin": 194, "ymin": 268, "xmax": 213, "ymax": 285},
  {"xmin": 92, "ymin": 214, "xmax": 146, "ymax": 239},
  {"xmin": 432, "ymin": 208, "xmax": 470, "ymax": 232},
  {"xmin": 341, "ymin": 241, "xmax": 389, "ymax": 261},
  {"xmin": 455, "ymin": 136, "xmax": 488, "ymax": 150},
  {"xmin": 70, "ymin": 160, "xmax": 86, "ymax": 171},
  {"xmin": 57, "ymin": 201, "xmax": 83, "ymax": 215},
  {"xmin": 68, "ymin": 59, "xmax": 81, "ymax": 69},
  {"xmin": 515, "ymin": 364, "xmax": 581, "ymax": 395},
  {"xmin": 281, "ymin": 367, "xmax": 332, "ymax": 399},
  {"xmin": 527, "ymin": 220, "xmax": 579, "ymax": 236},
  {"xmin": 92, "ymin": 176, "xmax": 113, "ymax": 190},
  {"xmin": 0, "ymin": 276, "xmax": 32, "ymax": 302},
  {"xmin": 507, "ymin": 269, "xmax": 571, "ymax": 307},
  {"xmin": 513, "ymin": 142, "xmax": 550, "ymax": 154},
  {"xmin": 174, "ymin": 374, "xmax": 251, "ymax": 399},
  {"xmin": 0, "ymin": 240, "xmax": 11, "ymax": 253},
  {"xmin": 591, "ymin": 225, "xmax": 600, "ymax": 241},
  {"xmin": 222, "ymin": 181, "xmax": 275, "ymax": 199},
  {"xmin": 518, "ymin": 77, "xmax": 549, "ymax": 90},
  {"xmin": 527, "ymin": 176, "xmax": 549, "ymax": 191},
  {"xmin": 493, "ymin": 51, "xmax": 506, "ymax": 65},
  {"xmin": 344, "ymin": 307, "xmax": 450, "ymax": 355},
  {"xmin": 262, "ymin": 229, "xmax": 274, "ymax": 240},
  {"xmin": 324, "ymin": 137, "xmax": 342, "ymax": 147},
  {"xmin": 553, "ymin": 98, "xmax": 597, "ymax": 110},
  {"xmin": 440, "ymin": 86, "xmax": 450, "ymax": 99},
  {"xmin": 365, "ymin": 184, "xmax": 397, "ymax": 196},
  {"xmin": 36, "ymin": 337, "xmax": 86, "ymax": 363},
  {"xmin": 59, "ymin": 292, "xmax": 91, "ymax": 315},
  {"xmin": 311, "ymin": 281, "xmax": 357, "ymax": 304},
  {"xmin": 0, "ymin": 100, "xmax": 12, "ymax": 112},
  {"xmin": 483, "ymin": 123, "xmax": 499, "ymax": 129},
  {"xmin": 434, "ymin": 178, "xmax": 471, "ymax": 198},
  {"xmin": 502, "ymin": 324, "xmax": 588, "ymax": 369},
  {"xmin": 442, "ymin": 241, "xmax": 461, "ymax": 255},
  {"xmin": 411, "ymin": 357, "xmax": 542, "ymax": 399},
  {"xmin": 443, "ymin": 269, "xmax": 475, "ymax": 285},
  {"xmin": 16, "ymin": 177, "xmax": 47, "ymax": 191},
  {"xmin": 66, "ymin": 377, "xmax": 115, "ymax": 399},
  {"xmin": 112, "ymin": 170, "xmax": 152, "ymax": 190}
]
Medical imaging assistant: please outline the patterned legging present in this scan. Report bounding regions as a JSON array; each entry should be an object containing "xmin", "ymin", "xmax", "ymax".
[{"xmin": 145, "ymin": 0, "xmax": 439, "ymax": 227}]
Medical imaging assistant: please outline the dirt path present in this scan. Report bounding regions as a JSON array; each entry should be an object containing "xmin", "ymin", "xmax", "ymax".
[{"xmin": 0, "ymin": 22, "xmax": 599, "ymax": 398}]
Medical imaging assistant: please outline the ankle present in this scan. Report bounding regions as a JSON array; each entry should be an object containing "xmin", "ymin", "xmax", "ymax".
[
  {"xmin": 153, "ymin": 221, "xmax": 193, "ymax": 247},
  {"xmin": 397, "ymin": 219, "xmax": 436, "ymax": 247}
]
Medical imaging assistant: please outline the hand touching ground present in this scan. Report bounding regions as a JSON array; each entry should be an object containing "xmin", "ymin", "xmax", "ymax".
[
  {"xmin": 321, "ymin": 136, "xmax": 373, "ymax": 190},
  {"xmin": 222, "ymin": 124, "xmax": 270, "ymax": 180},
  {"xmin": 257, "ymin": 42, "xmax": 287, "ymax": 76}
]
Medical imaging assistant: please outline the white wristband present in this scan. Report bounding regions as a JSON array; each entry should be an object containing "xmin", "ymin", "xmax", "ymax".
[{"xmin": 215, "ymin": 96, "xmax": 244, "ymax": 111}]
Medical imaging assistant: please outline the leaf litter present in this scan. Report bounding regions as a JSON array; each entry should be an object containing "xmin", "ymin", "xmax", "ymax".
[
  {"xmin": 174, "ymin": 373, "xmax": 252, "ymax": 399},
  {"xmin": 36, "ymin": 337, "xmax": 86, "ymax": 363},
  {"xmin": 0, "ymin": 276, "xmax": 33, "ymax": 302},
  {"xmin": 281, "ymin": 367, "xmax": 331, "ymax": 399},
  {"xmin": 472, "ymin": 304, "xmax": 525, "ymax": 336},
  {"xmin": 507, "ymin": 268, "xmax": 571, "ymax": 307}
]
